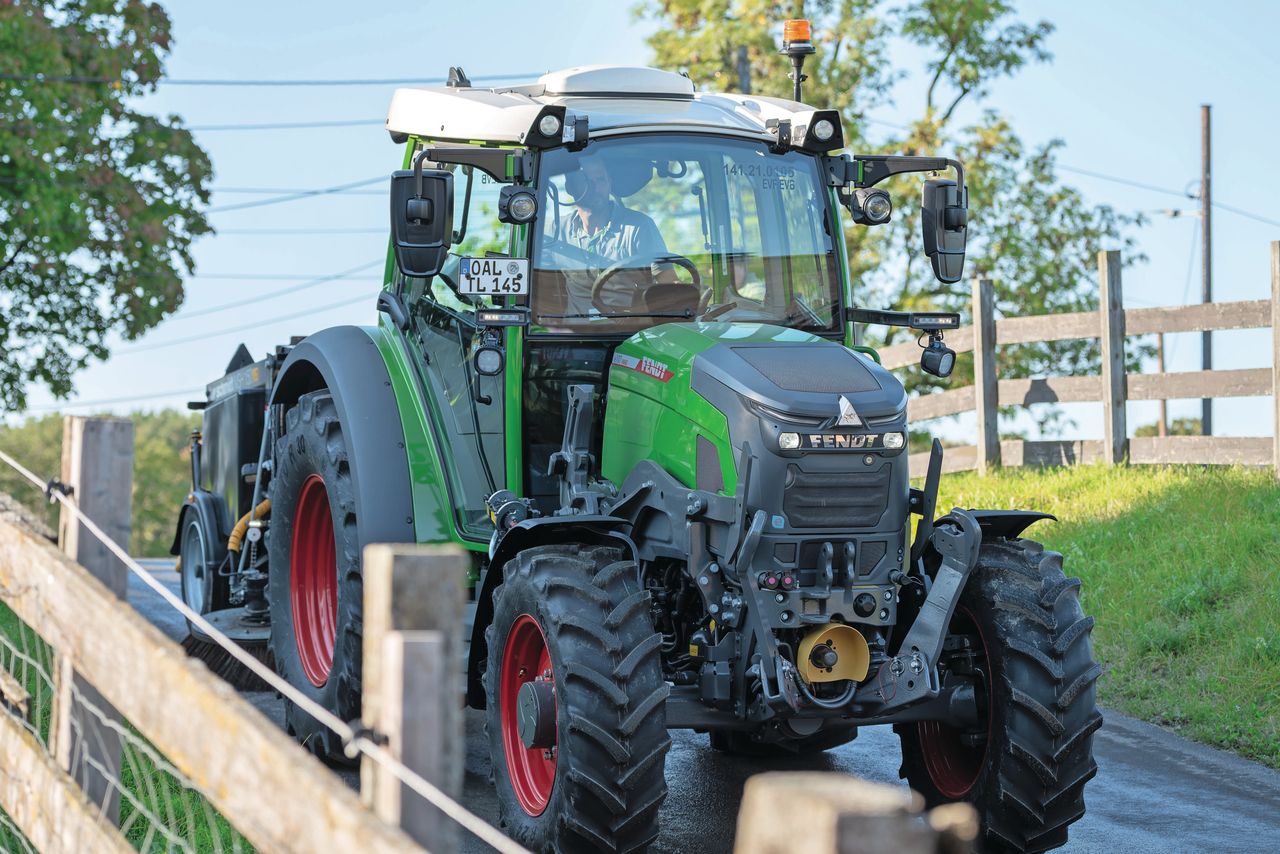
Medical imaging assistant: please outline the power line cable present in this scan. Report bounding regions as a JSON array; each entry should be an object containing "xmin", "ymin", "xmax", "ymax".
[
  {"xmin": 172, "ymin": 259, "xmax": 383, "ymax": 320},
  {"xmin": 189, "ymin": 118, "xmax": 383, "ymax": 132},
  {"xmin": 213, "ymin": 227, "xmax": 386, "ymax": 235},
  {"xmin": 0, "ymin": 71, "xmax": 538, "ymax": 87},
  {"xmin": 208, "ymin": 176, "xmax": 385, "ymax": 213},
  {"xmin": 117, "ymin": 291, "xmax": 380, "ymax": 355},
  {"xmin": 19, "ymin": 388, "xmax": 204, "ymax": 413}
]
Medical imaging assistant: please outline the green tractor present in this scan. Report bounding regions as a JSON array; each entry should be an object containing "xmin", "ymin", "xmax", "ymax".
[{"xmin": 174, "ymin": 54, "xmax": 1100, "ymax": 854}]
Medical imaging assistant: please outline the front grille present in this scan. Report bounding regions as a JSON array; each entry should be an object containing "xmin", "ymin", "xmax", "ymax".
[{"xmin": 783, "ymin": 463, "xmax": 891, "ymax": 528}]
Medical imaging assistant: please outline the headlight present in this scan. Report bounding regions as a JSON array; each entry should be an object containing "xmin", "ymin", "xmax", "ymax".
[
  {"xmin": 779, "ymin": 432, "xmax": 801, "ymax": 450},
  {"xmin": 855, "ymin": 188, "xmax": 892, "ymax": 224},
  {"xmin": 538, "ymin": 114, "xmax": 562, "ymax": 137},
  {"xmin": 882, "ymin": 432, "xmax": 905, "ymax": 449}
]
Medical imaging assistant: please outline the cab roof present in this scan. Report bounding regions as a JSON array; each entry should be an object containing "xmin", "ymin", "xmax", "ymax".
[{"xmin": 385, "ymin": 65, "xmax": 833, "ymax": 147}]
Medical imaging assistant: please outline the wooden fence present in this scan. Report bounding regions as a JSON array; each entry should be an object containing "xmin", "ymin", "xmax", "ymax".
[
  {"xmin": 887, "ymin": 244, "xmax": 1280, "ymax": 479},
  {"xmin": 0, "ymin": 418, "xmax": 474, "ymax": 853}
]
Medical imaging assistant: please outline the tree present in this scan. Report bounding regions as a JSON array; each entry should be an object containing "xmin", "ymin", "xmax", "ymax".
[
  {"xmin": 0, "ymin": 409, "xmax": 198, "ymax": 555},
  {"xmin": 0, "ymin": 1, "xmax": 212, "ymax": 412},
  {"xmin": 636, "ymin": 0, "xmax": 1145, "ymax": 431}
]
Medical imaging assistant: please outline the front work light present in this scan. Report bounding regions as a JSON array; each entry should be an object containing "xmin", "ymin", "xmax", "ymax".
[
  {"xmin": 920, "ymin": 338, "xmax": 956, "ymax": 378},
  {"xmin": 498, "ymin": 186, "xmax": 539, "ymax": 224},
  {"xmin": 474, "ymin": 345, "xmax": 505, "ymax": 376},
  {"xmin": 852, "ymin": 188, "xmax": 892, "ymax": 225},
  {"xmin": 538, "ymin": 114, "xmax": 562, "ymax": 137},
  {"xmin": 812, "ymin": 118, "xmax": 835, "ymax": 141}
]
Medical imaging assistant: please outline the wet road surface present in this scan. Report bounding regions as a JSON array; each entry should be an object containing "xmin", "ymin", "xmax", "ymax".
[{"xmin": 133, "ymin": 560, "xmax": 1280, "ymax": 852}]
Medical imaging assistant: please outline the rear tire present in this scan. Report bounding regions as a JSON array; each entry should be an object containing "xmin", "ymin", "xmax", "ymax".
[
  {"xmin": 485, "ymin": 544, "xmax": 670, "ymax": 853},
  {"xmin": 896, "ymin": 538, "xmax": 1102, "ymax": 853},
  {"xmin": 267, "ymin": 391, "xmax": 363, "ymax": 761}
]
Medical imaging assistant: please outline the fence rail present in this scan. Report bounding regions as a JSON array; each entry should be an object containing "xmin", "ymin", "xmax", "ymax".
[{"xmin": 896, "ymin": 243, "xmax": 1280, "ymax": 479}]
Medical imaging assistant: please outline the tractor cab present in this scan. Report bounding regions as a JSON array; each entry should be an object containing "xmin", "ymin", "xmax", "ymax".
[{"xmin": 382, "ymin": 64, "xmax": 952, "ymax": 528}]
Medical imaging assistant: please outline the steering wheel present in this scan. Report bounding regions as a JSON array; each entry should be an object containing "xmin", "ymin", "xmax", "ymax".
[{"xmin": 590, "ymin": 252, "xmax": 701, "ymax": 313}]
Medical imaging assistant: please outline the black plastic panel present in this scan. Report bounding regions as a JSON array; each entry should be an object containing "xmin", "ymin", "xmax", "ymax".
[{"xmin": 783, "ymin": 463, "xmax": 891, "ymax": 528}]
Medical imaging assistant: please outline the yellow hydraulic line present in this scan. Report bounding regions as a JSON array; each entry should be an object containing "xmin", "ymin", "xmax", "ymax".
[{"xmin": 228, "ymin": 498, "xmax": 271, "ymax": 553}]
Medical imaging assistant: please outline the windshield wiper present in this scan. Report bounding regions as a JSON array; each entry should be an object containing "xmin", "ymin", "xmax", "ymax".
[{"xmin": 784, "ymin": 294, "xmax": 834, "ymax": 326}]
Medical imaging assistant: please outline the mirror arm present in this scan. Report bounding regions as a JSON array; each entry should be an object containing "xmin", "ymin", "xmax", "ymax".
[{"xmin": 855, "ymin": 155, "xmax": 965, "ymax": 193}]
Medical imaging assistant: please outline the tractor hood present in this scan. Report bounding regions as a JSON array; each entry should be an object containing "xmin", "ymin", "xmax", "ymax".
[{"xmin": 608, "ymin": 322, "xmax": 907, "ymax": 422}]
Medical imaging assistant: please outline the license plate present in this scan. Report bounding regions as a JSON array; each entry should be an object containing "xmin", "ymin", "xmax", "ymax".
[{"xmin": 459, "ymin": 257, "xmax": 529, "ymax": 295}]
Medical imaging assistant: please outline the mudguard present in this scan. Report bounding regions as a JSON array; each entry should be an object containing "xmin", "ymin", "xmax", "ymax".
[
  {"xmin": 967, "ymin": 509, "xmax": 1056, "ymax": 540},
  {"xmin": 270, "ymin": 325, "xmax": 416, "ymax": 552},
  {"xmin": 466, "ymin": 516, "xmax": 637, "ymax": 708},
  {"xmin": 168, "ymin": 488, "xmax": 231, "ymax": 558}
]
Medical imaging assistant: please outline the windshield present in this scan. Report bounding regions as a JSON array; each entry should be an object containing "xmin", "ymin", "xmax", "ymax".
[{"xmin": 530, "ymin": 134, "xmax": 841, "ymax": 335}]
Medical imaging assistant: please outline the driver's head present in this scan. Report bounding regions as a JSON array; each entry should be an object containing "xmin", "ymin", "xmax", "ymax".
[{"xmin": 567, "ymin": 156, "xmax": 611, "ymax": 213}]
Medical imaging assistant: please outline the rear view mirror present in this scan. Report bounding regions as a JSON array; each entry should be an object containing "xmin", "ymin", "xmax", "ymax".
[
  {"xmin": 390, "ymin": 166, "xmax": 454, "ymax": 277},
  {"xmin": 921, "ymin": 178, "xmax": 967, "ymax": 284}
]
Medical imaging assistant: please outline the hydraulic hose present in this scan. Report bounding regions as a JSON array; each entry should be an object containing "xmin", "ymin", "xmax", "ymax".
[{"xmin": 227, "ymin": 498, "xmax": 271, "ymax": 554}]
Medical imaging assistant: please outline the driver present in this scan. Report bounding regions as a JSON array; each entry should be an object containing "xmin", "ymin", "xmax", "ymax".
[{"xmin": 558, "ymin": 155, "xmax": 677, "ymax": 315}]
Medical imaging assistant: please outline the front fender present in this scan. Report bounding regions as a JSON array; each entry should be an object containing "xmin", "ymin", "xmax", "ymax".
[
  {"xmin": 466, "ymin": 516, "xmax": 636, "ymax": 708},
  {"xmin": 967, "ymin": 509, "xmax": 1056, "ymax": 540}
]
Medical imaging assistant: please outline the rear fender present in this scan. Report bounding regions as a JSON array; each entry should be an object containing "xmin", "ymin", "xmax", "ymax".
[{"xmin": 466, "ymin": 516, "xmax": 636, "ymax": 708}]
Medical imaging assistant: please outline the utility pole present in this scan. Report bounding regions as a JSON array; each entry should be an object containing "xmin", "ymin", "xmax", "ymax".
[
  {"xmin": 1200, "ymin": 104, "xmax": 1213, "ymax": 435},
  {"xmin": 737, "ymin": 45, "xmax": 751, "ymax": 94}
]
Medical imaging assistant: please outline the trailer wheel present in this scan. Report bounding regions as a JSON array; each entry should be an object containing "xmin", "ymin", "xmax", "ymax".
[
  {"xmin": 267, "ymin": 391, "xmax": 363, "ymax": 760},
  {"xmin": 896, "ymin": 538, "xmax": 1102, "ymax": 853},
  {"xmin": 484, "ymin": 544, "xmax": 670, "ymax": 853},
  {"xmin": 178, "ymin": 509, "xmax": 229, "ymax": 628}
]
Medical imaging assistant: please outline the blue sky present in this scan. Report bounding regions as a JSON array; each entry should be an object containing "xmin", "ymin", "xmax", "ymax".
[{"xmin": 17, "ymin": 0, "xmax": 1279, "ymax": 442}]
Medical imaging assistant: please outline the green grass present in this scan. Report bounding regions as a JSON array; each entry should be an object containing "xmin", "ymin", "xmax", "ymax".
[{"xmin": 932, "ymin": 464, "xmax": 1280, "ymax": 767}]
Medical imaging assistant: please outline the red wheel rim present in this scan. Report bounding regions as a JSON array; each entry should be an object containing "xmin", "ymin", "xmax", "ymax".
[
  {"xmin": 501, "ymin": 614, "xmax": 557, "ymax": 815},
  {"xmin": 291, "ymin": 474, "xmax": 338, "ymax": 688},
  {"xmin": 917, "ymin": 607, "xmax": 991, "ymax": 799}
]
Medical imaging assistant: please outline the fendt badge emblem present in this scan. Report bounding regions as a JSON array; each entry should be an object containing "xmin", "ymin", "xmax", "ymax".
[{"xmin": 837, "ymin": 395, "xmax": 862, "ymax": 427}]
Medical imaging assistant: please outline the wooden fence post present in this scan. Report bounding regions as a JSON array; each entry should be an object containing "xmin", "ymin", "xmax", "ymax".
[
  {"xmin": 361, "ymin": 543, "xmax": 468, "ymax": 852},
  {"xmin": 1099, "ymin": 251, "xmax": 1128, "ymax": 464},
  {"xmin": 1271, "ymin": 240, "xmax": 1279, "ymax": 481},
  {"xmin": 972, "ymin": 277, "xmax": 1000, "ymax": 474},
  {"xmin": 55, "ymin": 416, "xmax": 132, "ymax": 822},
  {"xmin": 734, "ymin": 772, "xmax": 977, "ymax": 854}
]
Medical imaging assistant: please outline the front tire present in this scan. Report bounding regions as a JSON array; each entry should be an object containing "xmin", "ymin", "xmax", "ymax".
[
  {"xmin": 897, "ymin": 538, "xmax": 1102, "ymax": 853},
  {"xmin": 485, "ymin": 544, "xmax": 670, "ymax": 853},
  {"xmin": 267, "ymin": 391, "xmax": 363, "ymax": 760}
]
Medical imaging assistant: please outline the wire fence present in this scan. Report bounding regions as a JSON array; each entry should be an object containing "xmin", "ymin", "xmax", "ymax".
[
  {"xmin": 0, "ymin": 599, "xmax": 251, "ymax": 853},
  {"xmin": 0, "ymin": 445, "xmax": 527, "ymax": 854}
]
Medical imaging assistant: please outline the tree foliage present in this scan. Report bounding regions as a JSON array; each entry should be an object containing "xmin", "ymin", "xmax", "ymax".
[
  {"xmin": 637, "ymin": 0, "xmax": 1145, "ymax": 431},
  {"xmin": 0, "ymin": 409, "xmax": 198, "ymax": 556},
  {"xmin": 0, "ymin": 1, "xmax": 212, "ymax": 412}
]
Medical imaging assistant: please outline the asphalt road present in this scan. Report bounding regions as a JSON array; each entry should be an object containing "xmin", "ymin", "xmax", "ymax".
[{"xmin": 132, "ymin": 560, "xmax": 1280, "ymax": 853}]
